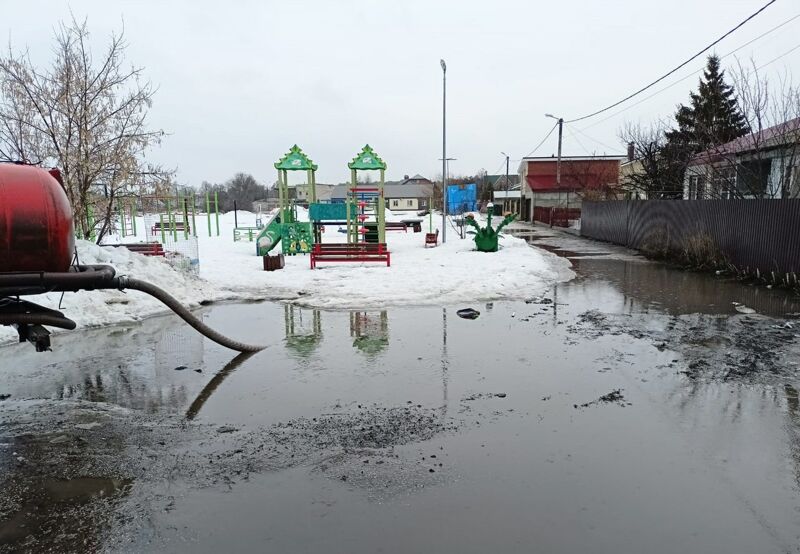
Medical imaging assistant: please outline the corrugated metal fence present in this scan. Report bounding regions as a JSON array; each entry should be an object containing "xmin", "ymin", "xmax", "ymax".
[{"xmin": 581, "ymin": 200, "xmax": 800, "ymax": 275}]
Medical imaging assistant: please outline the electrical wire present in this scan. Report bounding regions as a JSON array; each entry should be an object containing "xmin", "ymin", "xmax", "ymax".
[
  {"xmin": 566, "ymin": 125, "xmax": 591, "ymax": 155},
  {"xmin": 578, "ymin": 12, "xmax": 800, "ymax": 131},
  {"xmin": 521, "ymin": 121, "xmax": 559, "ymax": 159},
  {"xmin": 755, "ymin": 40, "xmax": 800, "ymax": 69},
  {"xmin": 569, "ymin": 124, "xmax": 620, "ymax": 153},
  {"xmin": 566, "ymin": 0, "xmax": 778, "ymax": 123}
]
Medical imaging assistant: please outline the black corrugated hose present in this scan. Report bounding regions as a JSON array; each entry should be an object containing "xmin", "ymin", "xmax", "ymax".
[{"xmin": 115, "ymin": 276, "xmax": 265, "ymax": 353}]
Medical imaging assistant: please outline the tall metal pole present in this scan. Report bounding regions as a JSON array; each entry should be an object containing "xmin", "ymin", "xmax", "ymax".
[
  {"xmin": 556, "ymin": 118, "xmax": 563, "ymax": 207},
  {"xmin": 505, "ymin": 154, "xmax": 510, "ymax": 192},
  {"xmin": 441, "ymin": 59, "xmax": 447, "ymax": 244}
]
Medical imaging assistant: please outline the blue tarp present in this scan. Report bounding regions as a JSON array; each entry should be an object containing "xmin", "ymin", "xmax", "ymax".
[{"xmin": 447, "ymin": 183, "xmax": 477, "ymax": 214}]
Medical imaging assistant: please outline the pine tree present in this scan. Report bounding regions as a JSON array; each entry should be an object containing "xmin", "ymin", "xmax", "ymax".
[{"xmin": 666, "ymin": 55, "xmax": 749, "ymax": 153}]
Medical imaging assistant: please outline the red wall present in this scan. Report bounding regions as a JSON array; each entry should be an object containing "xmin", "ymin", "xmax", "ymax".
[{"xmin": 525, "ymin": 159, "xmax": 620, "ymax": 192}]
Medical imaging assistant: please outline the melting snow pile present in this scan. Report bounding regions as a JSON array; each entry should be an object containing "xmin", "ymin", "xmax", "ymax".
[{"xmin": 1, "ymin": 208, "xmax": 572, "ymax": 344}]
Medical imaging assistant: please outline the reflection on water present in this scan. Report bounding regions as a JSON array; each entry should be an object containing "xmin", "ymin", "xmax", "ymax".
[
  {"xmin": 519, "ymin": 229, "xmax": 800, "ymax": 317},
  {"xmin": 185, "ymin": 352, "xmax": 256, "ymax": 420},
  {"xmin": 5, "ymin": 319, "xmax": 207, "ymax": 413},
  {"xmin": 349, "ymin": 311, "xmax": 389, "ymax": 357},
  {"xmin": 284, "ymin": 305, "xmax": 323, "ymax": 359}
]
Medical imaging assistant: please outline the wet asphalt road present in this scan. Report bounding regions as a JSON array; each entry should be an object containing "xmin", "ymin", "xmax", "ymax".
[{"xmin": 1, "ymin": 224, "xmax": 800, "ymax": 553}]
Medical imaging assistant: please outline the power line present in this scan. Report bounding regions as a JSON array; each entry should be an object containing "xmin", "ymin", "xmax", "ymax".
[
  {"xmin": 521, "ymin": 121, "xmax": 559, "ymax": 158},
  {"xmin": 569, "ymin": 123, "xmax": 619, "ymax": 153},
  {"xmin": 566, "ymin": 0, "xmax": 778, "ymax": 123},
  {"xmin": 565, "ymin": 125, "xmax": 591, "ymax": 155},
  {"xmin": 579, "ymin": 12, "xmax": 800, "ymax": 131},
  {"xmin": 755, "ymin": 40, "xmax": 800, "ymax": 69}
]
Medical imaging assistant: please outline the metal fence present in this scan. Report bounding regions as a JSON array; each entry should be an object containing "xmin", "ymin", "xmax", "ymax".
[{"xmin": 581, "ymin": 200, "xmax": 800, "ymax": 276}]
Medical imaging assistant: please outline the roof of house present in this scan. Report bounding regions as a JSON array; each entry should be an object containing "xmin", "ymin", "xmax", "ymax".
[
  {"xmin": 486, "ymin": 174, "xmax": 521, "ymax": 186},
  {"xmin": 689, "ymin": 117, "xmax": 800, "ymax": 166}
]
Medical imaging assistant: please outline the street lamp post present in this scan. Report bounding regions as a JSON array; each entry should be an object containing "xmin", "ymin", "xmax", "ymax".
[
  {"xmin": 441, "ymin": 59, "xmax": 447, "ymax": 243},
  {"xmin": 501, "ymin": 151, "xmax": 510, "ymax": 214},
  {"xmin": 545, "ymin": 114, "xmax": 564, "ymax": 223}
]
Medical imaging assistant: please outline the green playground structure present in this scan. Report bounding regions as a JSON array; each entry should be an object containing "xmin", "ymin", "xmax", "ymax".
[
  {"xmin": 256, "ymin": 145, "xmax": 315, "ymax": 256},
  {"xmin": 255, "ymin": 143, "xmax": 391, "ymax": 269}
]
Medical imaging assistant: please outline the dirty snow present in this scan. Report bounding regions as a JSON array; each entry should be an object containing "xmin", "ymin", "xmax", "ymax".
[{"xmin": 1, "ymin": 208, "xmax": 572, "ymax": 344}]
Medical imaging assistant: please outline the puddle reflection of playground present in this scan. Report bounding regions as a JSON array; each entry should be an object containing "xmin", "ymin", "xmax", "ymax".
[{"xmin": 282, "ymin": 305, "xmax": 389, "ymax": 359}]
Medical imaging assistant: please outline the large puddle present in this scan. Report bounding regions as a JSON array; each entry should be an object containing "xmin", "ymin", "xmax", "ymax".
[{"xmin": 1, "ymin": 226, "xmax": 799, "ymax": 553}]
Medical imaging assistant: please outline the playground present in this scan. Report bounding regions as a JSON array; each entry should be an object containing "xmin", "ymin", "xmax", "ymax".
[{"xmin": 0, "ymin": 145, "xmax": 570, "ymax": 345}]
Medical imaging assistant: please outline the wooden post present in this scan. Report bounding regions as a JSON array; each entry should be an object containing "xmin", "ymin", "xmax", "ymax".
[
  {"xmin": 378, "ymin": 168, "xmax": 386, "ymax": 243},
  {"xmin": 159, "ymin": 212, "xmax": 166, "ymax": 244},
  {"xmin": 191, "ymin": 195, "xmax": 197, "ymax": 237},
  {"xmin": 214, "ymin": 191, "xmax": 220, "ymax": 236}
]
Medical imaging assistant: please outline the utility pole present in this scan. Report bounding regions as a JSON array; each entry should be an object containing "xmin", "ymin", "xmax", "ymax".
[
  {"xmin": 545, "ymin": 114, "xmax": 564, "ymax": 221},
  {"xmin": 501, "ymin": 151, "xmax": 510, "ymax": 213},
  {"xmin": 440, "ymin": 59, "xmax": 447, "ymax": 243}
]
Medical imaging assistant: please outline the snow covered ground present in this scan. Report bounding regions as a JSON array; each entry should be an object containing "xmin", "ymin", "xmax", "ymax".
[{"xmin": 1, "ymin": 208, "xmax": 573, "ymax": 344}]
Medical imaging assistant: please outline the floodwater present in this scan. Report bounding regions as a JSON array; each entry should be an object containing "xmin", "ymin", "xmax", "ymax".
[{"xmin": 1, "ymin": 225, "xmax": 799, "ymax": 553}]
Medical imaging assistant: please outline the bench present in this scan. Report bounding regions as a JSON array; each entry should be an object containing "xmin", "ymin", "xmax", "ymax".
[
  {"xmin": 109, "ymin": 242, "xmax": 166, "ymax": 257},
  {"xmin": 385, "ymin": 222, "xmax": 408, "ymax": 233},
  {"xmin": 233, "ymin": 227, "xmax": 261, "ymax": 242},
  {"xmin": 401, "ymin": 219, "xmax": 423, "ymax": 233},
  {"xmin": 310, "ymin": 243, "xmax": 390, "ymax": 269},
  {"xmin": 151, "ymin": 221, "xmax": 190, "ymax": 236},
  {"xmin": 425, "ymin": 229, "xmax": 439, "ymax": 247}
]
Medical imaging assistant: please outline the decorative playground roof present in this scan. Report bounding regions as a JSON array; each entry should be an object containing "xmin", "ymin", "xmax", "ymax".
[
  {"xmin": 348, "ymin": 144, "xmax": 387, "ymax": 171},
  {"xmin": 275, "ymin": 145, "xmax": 318, "ymax": 171}
]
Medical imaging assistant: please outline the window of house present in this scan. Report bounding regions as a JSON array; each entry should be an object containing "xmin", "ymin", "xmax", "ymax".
[
  {"xmin": 391, "ymin": 199, "xmax": 399, "ymax": 207},
  {"xmin": 407, "ymin": 199, "xmax": 413, "ymax": 207},
  {"xmin": 688, "ymin": 175, "xmax": 705, "ymax": 199},
  {"xmin": 737, "ymin": 159, "xmax": 771, "ymax": 197},
  {"xmin": 712, "ymin": 166, "xmax": 736, "ymax": 199}
]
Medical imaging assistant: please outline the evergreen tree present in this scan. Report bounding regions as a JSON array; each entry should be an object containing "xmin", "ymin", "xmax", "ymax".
[{"xmin": 666, "ymin": 55, "xmax": 749, "ymax": 153}]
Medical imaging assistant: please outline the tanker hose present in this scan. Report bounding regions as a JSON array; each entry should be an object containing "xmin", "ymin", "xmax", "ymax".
[{"xmin": 115, "ymin": 277, "xmax": 265, "ymax": 353}]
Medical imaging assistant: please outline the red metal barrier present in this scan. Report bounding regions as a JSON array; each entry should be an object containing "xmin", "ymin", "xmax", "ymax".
[{"xmin": 533, "ymin": 206, "xmax": 581, "ymax": 227}]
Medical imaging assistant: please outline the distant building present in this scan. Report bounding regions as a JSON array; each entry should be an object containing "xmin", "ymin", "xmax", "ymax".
[
  {"xmin": 683, "ymin": 117, "xmax": 800, "ymax": 199},
  {"xmin": 518, "ymin": 155, "xmax": 624, "ymax": 222},
  {"xmin": 485, "ymin": 174, "xmax": 521, "ymax": 191},
  {"xmin": 493, "ymin": 185, "xmax": 522, "ymax": 214},
  {"xmin": 330, "ymin": 181, "xmax": 434, "ymax": 211},
  {"xmin": 397, "ymin": 174, "xmax": 434, "ymax": 187},
  {"xmin": 294, "ymin": 183, "xmax": 336, "ymax": 204}
]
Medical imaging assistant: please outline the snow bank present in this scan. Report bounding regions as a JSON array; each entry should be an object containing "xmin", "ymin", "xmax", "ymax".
[
  {"xmin": 1, "ymin": 207, "xmax": 572, "ymax": 344},
  {"xmin": 201, "ymin": 210, "xmax": 572, "ymax": 308}
]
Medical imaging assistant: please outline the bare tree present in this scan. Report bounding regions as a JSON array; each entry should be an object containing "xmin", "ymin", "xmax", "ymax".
[
  {"xmin": 618, "ymin": 121, "xmax": 688, "ymax": 199},
  {"xmin": 685, "ymin": 59, "xmax": 800, "ymax": 200},
  {"xmin": 0, "ymin": 18, "xmax": 172, "ymax": 242}
]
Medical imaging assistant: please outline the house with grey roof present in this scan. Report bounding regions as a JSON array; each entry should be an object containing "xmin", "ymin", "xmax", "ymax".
[{"xmin": 330, "ymin": 181, "xmax": 434, "ymax": 211}]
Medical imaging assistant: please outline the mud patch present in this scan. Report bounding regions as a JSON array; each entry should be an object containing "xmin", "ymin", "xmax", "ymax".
[
  {"xmin": 574, "ymin": 389, "xmax": 630, "ymax": 409},
  {"xmin": 312, "ymin": 448, "xmax": 447, "ymax": 501},
  {"xmin": 570, "ymin": 310, "xmax": 800, "ymax": 383}
]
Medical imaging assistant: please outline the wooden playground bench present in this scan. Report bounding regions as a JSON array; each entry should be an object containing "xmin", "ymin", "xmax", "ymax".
[
  {"xmin": 310, "ymin": 243, "xmax": 390, "ymax": 269},
  {"xmin": 384, "ymin": 222, "xmax": 408, "ymax": 232},
  {"xmin": 109, "ymin": 242, "xmax": 166, "ymax": 257},
  {"xmin": 151, "ymin": 221, "xmax": 190, "ymax": 236}
]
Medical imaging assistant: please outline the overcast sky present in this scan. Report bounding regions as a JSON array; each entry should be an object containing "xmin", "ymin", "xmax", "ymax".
[{"xmin": 3, "ymin": 0, "xmax": 799, "ymax": 185}]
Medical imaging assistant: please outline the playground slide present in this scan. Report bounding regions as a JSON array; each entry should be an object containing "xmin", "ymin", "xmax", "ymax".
[{"xmin": 255, "ymin": 212, "xmax": 282, "ymax": 256}]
